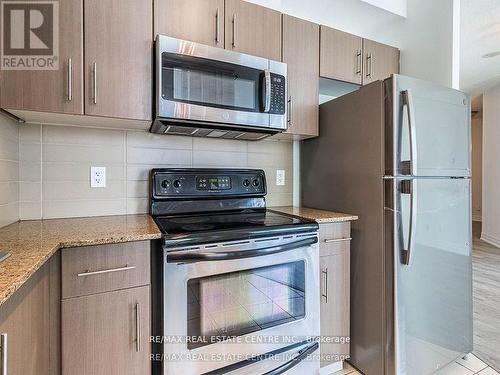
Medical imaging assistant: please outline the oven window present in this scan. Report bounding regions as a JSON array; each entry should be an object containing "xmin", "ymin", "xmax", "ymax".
[
  {"xmin": 187, "ymin": 261, "xmax": 306, "ymax": 350},
  {"xmin": 162, "ymin": 52, "xmax": 262, "ymax": 112}
]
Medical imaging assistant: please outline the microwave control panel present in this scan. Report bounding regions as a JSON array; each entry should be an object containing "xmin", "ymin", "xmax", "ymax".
[{"xmin": 269, "ymin": 73, "xmax": 286, "ymax": 115}]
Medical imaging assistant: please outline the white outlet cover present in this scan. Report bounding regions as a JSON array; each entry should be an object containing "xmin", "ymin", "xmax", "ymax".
[
  {"xmin": 91, "ymin": 166, "xmax": 106, "ymax": 188},
  {"xmin": 276, "ymin": 169, "xmax": 285, "ymax": 186}
]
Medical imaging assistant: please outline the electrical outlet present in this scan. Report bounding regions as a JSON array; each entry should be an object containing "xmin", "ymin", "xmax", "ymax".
[
  {"xmin": 90, "ymin": 166, "xmax": 106, "ymax": 188},
  {"xmin": 276, "ymin": 169, "xmax": 285, "ymax": 186}
]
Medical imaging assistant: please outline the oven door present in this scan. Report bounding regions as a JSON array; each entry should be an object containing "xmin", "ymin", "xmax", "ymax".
[
  {"xmin": 156, "ymin": 35, "xmax": 286, "ymax": 130},
  {"xmin": 163, "ymin": 234, "xmax": 320, "ymax": 375}
]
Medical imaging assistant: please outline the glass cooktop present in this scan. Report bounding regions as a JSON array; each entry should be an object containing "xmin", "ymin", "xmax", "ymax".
[{"xmin": 154, "ymin": 209, "xmax": 318, "ymax": 247}]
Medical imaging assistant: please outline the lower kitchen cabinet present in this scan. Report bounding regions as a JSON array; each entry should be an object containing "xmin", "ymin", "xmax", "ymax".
[
  {"xmin": 61, "ymin": 285, "xmax": 151, "ymax": 375},
  {"xmin": 0, "ymin": 254, "xmax": 60, "ymax": 375},
  {"xmin": 319, "ymin": 222, "xmax": 351, "ymax": 368}
]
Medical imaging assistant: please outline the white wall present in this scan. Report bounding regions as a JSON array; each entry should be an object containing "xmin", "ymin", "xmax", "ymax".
[
  {"xmin": 481, "ymin": 84, "xmax": 500, "ymax": 246},
  {"xmin": 247, "ymin": 0, "xmax": 457, "ymax": 87},
  {"xmin": 18, "ymin": 124, "xmax": 294, "ymax": 219},
  {"xmin": 0, "ymin": 115, "xmax": 19, "ymax": 228}
]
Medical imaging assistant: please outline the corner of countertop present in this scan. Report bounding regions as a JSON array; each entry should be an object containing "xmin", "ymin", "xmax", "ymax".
[{"xmin": 270, "ymin": 206, "xmax": 358, "ymax": 223}]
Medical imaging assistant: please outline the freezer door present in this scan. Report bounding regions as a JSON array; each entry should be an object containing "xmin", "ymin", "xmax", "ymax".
[
  {"xmin": 386, "ymin": 177, "xmax": 473, "ymax": 375},
  {"xmin": 386, "ymin": 75, "xmax": 471, "ymax": 177}
]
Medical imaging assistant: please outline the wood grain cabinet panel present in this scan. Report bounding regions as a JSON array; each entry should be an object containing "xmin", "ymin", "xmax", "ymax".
[
  {"xmin": 320, "ymin": 26, "xmax": 363, "ymax": 85},
  {"xmin": 319, "ymin": 223, "xmax": 351, "ymax": 368},
  {"xmin": 282, "ymin": 15, "xmax": 319, "ymax": 138},
  {"xmin": 84, "ymin": 0, "xmax": 152, "ymax": 120},
  {"xmin": 0, "ymin": 0, "xmax": 84, "ymax": 114},
  {"xmin": 61, "ymin": 241, "xmax": 150, "ymax": 299},
  {"xmin": 319, "ymin": 249, "xmax": 350, "ymax": 367},
  {"xmin": 0, "ymin": 255, "xmax": 60, "ymax": 375},
  {"xmin": 224, "ymin": 0, "xmax": 282, "ymax": 61},
  {"xmin": 61, "ymin": 286, "xmax": 151, "ymax": 375},
  {"xmin": 363, "ymin": 39, "xmax": 400, "ymax": 84},
  {"xmin": 154, "ymin": 0, "xmax": 224, "ymax": 48}
]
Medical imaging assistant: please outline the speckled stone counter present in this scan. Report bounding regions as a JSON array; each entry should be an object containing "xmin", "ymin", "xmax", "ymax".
[
  {"xmin": 270, "ymin": 206, "xmax": 358, "ymax": 223},
  {"xmin": 0, "ymin": 215, "xmax": 161, "ymax": 307}
]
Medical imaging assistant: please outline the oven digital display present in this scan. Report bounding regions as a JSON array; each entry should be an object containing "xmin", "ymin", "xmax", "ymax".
[{"xmin": 196, "ymin": 176, "xmax": 231, "ymax": 190}]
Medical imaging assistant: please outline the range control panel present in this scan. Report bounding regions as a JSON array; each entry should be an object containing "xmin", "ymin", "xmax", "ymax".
[{"xmin": 152, "ymin": 169, "xmax": 266, "ymax": 198}]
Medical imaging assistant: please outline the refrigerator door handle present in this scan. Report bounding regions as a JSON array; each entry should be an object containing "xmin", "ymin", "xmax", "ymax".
[
  {"xmin": 401, "ymin": 90, "xmax": 418, "ymax": 175},
  {"xmin": 400, "ymin": 179, "xmax": 417, "ymax": 265}
]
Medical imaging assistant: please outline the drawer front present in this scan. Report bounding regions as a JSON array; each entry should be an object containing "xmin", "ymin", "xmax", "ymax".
[
  {"xmin": 62, "ymin": 241, "xmax": 150, "ymax": 299},
  {"xmin": 319, "ymin": 222, "xmax": 351, "ymax": 257}
]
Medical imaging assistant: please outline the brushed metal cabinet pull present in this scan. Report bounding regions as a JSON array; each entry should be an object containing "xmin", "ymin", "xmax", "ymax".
[
  {"xmin": 215, "ymin": 8, "xmax": 220, "ymax": 44},
  {"xmin": 67, "ymin": 58, "xmax": 73, "ymax": 101},
  {"xmin": 321, "ymin": 268, "xmax": 328, "ymax": 303},
  {"xmin": 135, "ymin": 303, "xmax": 141, "ymax": 352},
  {"xmin": 77, "ymin": 265, "xmax": 136, "ymax": 277},
  {"xmin": 356, "ymin": 50, "xmax": 362, "ymax": 75},
  {"xmin": 92, "ymin": 62, "xmax": 97, "ymax": 104},
  {"xmin": 366, "ymin": 53, "xmax": 372, "ymax": 78},
  {"xmin": 1, "ymin": 333, "xmax": 7, "ymax": 375},
  {"xmin": 324, "ymin": 237, "xmax": 352, "ymax": 243},
  {"xmin": 232, "ymin": 14, "xmax": 237, "ymax": 48}
]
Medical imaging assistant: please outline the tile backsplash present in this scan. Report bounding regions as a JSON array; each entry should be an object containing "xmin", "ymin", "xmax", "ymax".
[
  {"xmin": 0, "ymin": 116, "xmax": 19, "ymax": 227},
  {"xmin": 19, "ymin": 124, "xmax": 293, "ymax": 219}
]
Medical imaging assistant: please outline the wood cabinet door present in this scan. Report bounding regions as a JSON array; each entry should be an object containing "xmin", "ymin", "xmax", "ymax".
[
  {"xmin": 154, "ymin": 0, "xmax": 224, "ymax": 48},
  {"xmin": 320, "ymin": 26, "xmax": 363, "ymax": 85},
  {"xmin": 224, "ymin": 0, "xmax": 281, "ymax": 61},
  {"xmin": 282, "ymin": 15, "xmax": 319, "ymax": 138},
  {"xmin": 84, "ymin": 0, "xmax": 152, "ymax": 120},
  {"xmin": 320, "ymin": 251, "xmax": 350, "ymax": 367},
  {"xmin": 0, "ymin": 263, "xmax": 50, "ymax": 375},
  {"xmin": 62, "ymin": 286, "xmax": 150, "ymax": 375},
  {"xmin": 363, "ymin": 39, "xmax": 400, "ymax": 85},
  {"xmin": 0, "ymin": 0, "xmax": 83, "ymax": 114}
]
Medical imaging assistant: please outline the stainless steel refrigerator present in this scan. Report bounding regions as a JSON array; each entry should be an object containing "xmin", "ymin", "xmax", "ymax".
[{"xmin": 302, "ymin": 74, "xmax": 473, "ymax": 375}]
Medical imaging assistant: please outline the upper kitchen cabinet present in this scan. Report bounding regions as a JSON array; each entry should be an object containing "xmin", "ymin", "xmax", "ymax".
[
  {"xmin": 0, "ymin": 0, "xmax": 84, "ymax": 115},
  {"xmin": 320, "ymin": 26, "xmax": 363, "ymax": 85},
  {"xmin": 363, "ymin": 39, "xmax": 400, "ymax": 84},
  {"xmin": 224, "ymin": 0, "xmax": 282, "ymax": 61},
  {"xmin": 154, "ymin": 0, "xmax": 224, "ymax": 48},
  {"xmin": 282, "ymin": 15, "xmax": 319, "ymax": 138},
  {"xmin": 84, "ymin": 0, "xmax": 152, "ymax": 121}
]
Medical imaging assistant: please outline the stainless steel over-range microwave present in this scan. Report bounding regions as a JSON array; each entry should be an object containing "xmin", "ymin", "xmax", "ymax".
[{"xmin": 151, "ymin": 35, "xmax": 288, "ymax": 140}]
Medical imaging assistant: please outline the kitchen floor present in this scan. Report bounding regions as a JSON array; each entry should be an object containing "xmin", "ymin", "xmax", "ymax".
[{"xmin": 331, "ymin": 221, "xmax": 500, "ymax": 375}]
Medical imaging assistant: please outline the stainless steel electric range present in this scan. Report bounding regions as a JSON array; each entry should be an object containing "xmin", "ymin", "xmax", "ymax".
[{"xmin": 150, "ymin": 168, "xmax": 320, "ymax": 375}]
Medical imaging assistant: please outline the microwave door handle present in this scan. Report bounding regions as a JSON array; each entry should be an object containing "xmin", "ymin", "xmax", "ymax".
[
  {"xmin": 264, "ymin": 69, "xmax": 271, "ymax": 113},
  {"xmin": 167, "ymin": 237, "xmax": 317, "ymax": 264}
]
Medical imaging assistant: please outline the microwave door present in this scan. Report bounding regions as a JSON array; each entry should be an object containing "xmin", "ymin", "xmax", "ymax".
[{"xmin": 158, "ymin": 52, "xmax": 272, "ymax": 128}]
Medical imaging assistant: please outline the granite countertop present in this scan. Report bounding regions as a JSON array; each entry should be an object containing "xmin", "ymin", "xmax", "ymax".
[
  {"xmin": 0, "ymin": 214, "xmax": 161, "ymax": 307},
  {"xmin": 271, "ymin": 206, "xmax": 358, "ymax": 223}
]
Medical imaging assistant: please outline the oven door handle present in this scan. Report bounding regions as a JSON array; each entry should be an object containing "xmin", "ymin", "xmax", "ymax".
[
  {"xmin": 263, "ymin": 340, "xmax": 319, "ymax": 375},
  {"xmin": 167, "ymin": 237, "xmax": 317, "ymax": 264}
]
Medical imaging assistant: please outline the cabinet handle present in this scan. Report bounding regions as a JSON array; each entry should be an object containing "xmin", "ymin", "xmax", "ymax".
[
  {"xmin": 1, "ymin": 333, "xmax": 7, "ymax": 375},
  {"xmin": 135, "ymin": 303, "xmax": 141, "ymax": 352},
  {"xmin": 366, "ymin": 53, "xmax": 373, "ymax": 78},
  {"xmin": 321, "ymin": 268, "xmax": 328, "ymax": 303},
  {"xmin": 287, "ymin": 95, "xmax": 292, "ymax": 126},
  {"xmin": 232, "ymin": 14, "xmax": 237, "ymax": 48},
  {"xmin": 77, "ymin": 265, "xmax": 136, "ymax": 277},
  {"xmin": 67, "ymin": 58, "xmax": 73, "ymax": 101},
  {"xmin": 215, "ymin": 8, "xmax": 220, "ymax": 45},
  {"xmin": 324, "ymin": 237, "xmax": 352, "ymax": 243},
  {"xmin": 92, "ymin": 62, "xmax": 97, "ymax": 104},
  {"xmin": 356, "ymin": 50, "xmax": 362, "ymax": 75}
]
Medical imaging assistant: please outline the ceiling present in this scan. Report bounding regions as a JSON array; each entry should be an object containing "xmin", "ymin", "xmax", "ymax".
[{"xmin": 460, "ymin": 0, "xmax": 500, "ymax": 95}]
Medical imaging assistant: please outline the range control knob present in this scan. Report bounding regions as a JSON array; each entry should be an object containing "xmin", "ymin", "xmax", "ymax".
[
  {"xmin": 173, "ymin": 180, "xmax": 182, "ymax": 189},
  {"xmin": 252, "ymin": 179, "xmax": 260, "ymax": 187},
  {"xmin": 161, "ymin": 180, "xmax": 170, "ymax": 188},
  {"xmin": 243, "ymin": 179, "xmax": 251, "ymax": 187}
]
